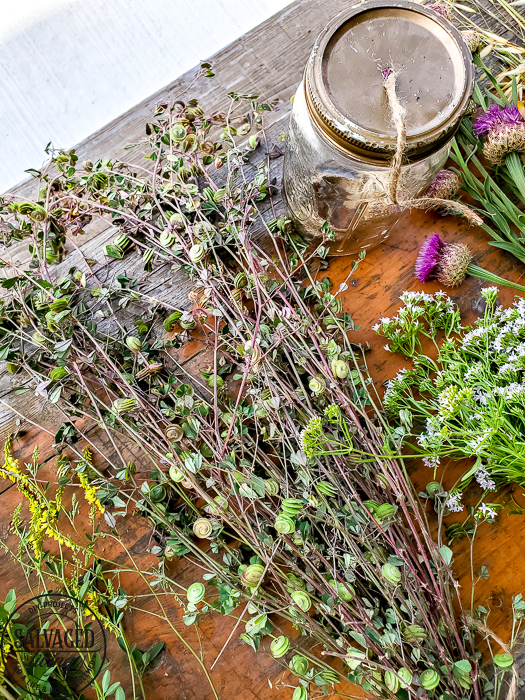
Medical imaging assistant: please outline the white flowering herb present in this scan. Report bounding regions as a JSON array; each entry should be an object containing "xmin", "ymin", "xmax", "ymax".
[{"xmin": 376, "ymin": 289, "xmax": 525, "ymax": 489}]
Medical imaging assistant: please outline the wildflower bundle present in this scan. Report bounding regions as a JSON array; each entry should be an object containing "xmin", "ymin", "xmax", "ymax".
[
  {"xmin": 376, "ymin": 287, "xmax": 525, "ymax": 488},
  {"xmin": 0, "ymin": 93, "xmax": 518, "ymax": 699}
]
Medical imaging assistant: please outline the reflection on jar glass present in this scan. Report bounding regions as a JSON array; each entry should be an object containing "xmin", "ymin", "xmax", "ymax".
[{"xmin": 283, "ymin": 0, "xmax": 474, "ymax": 254}]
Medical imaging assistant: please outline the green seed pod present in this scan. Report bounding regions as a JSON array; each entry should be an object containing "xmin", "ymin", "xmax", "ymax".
[
  {"xmin": 316, "ymin": 481, "xmax": 337, "ymax": 498},
  {"xmin": 281, "ymin": 498, "xmax": 303, "ymax": 517},
  {"xmin": 319, "ymin": 669, "xmax": 339, "ymax": 684},
  {"xmin": 159, "ymin": 229, "xmax": 176, "ymax": 247},
  {"xmin": 362, "ymin": 499, "xmax": 380, "ymax": 514},
  {"xmin": 384, "ymin": 671, "xmax": 400, "ymax": 694},
  {"xmin": 165, "ymin": 424, "xmax": 184, "ymax": 442},
  {"xmin": 230, "ymin": 287, "xmax": 243, "ymax": 304},
  {"xmin": 31, "ymin": 331, "xmax": 47, "ymax": 346},
  {"xmin": 331, "ymin": 358, "xmax": 349, "ymax": 379},
  {"xmin": 290, "ymin": 590, "xmax": 311, "ymax": 612},
  {"xmin": 308, "ymin": 375, "xmax": 326, "ymax": 396},
  {"xmin": 403, "ymin": 624, "xmax": 427, "ymax": 643},
  {"xmin": 275, "ymin": 514, "xmax": 295, "ymax": 534},
  {"xmin": 270, "ymin": 635, "xmax": 290, "ymax": 659},
  {"xmin": 170, "ymin": 124, "xmax": 187, "ymax": 141},
  {"xmin": 264, "ymin": 479, "xmax": 279, "ymax": 496},
  {"xmin": 83, "ymin": 159, "xmax": 93, "ymax": 171},
  {"xmin": 49, "ymin": 298, "xmax": 68, "ymax": 313},
  {"xmin": 397, "ymin": 667, "xmax": 413, "ymax": 688},
  {"xmin": 241, "ymin": 563, "xmax": 265, "ymax": 588},
  {"xmin": 169, "ymin": 466, "xmax": 185, "ymax": 482},
  {"xmin": 426, "ymin": 481, "xmax": 442, "ymax": 499},
  {"xmin": 328, "ymin": 579, "xmax": 354, "ymax": 602},
  {"xmin": 234, "ymin": 271, "xmax": 248, "ymax": 289},
  {"xmin": 180, "ymin": 319, "xmax": 197, "ymax": 330},
  {"xmin": 381, "ymin": 563, "xmax": 402, "ymax": 584},
  {"xmin": 285, "ymin": 573, "xmax": 306, "ymax": 592},
  {"xmin": 420, "ymin": 669, "xmax": 440, "ymax": 690},
  {"xmin": 375, "ymin": 503, "xmax": 397, "ymax": 522},
  {"xmin": 292, "ymin": 687, "xmax": 308, "ymax": 700},
  {"xmin": 186, "ymin": 582, "xmax": 205, "ymax": 604},
  {"xmin": 494, "ymin": 653, "xmax": 514, "ymax": 669},
  {"xmin": 50, "ymin": 367, "xmax": 68, "ymax": 381},
  {"xmin": 164, "ymin": 545, "xmax": 176, "ymax": 560},
  {"xmin": 189, "ymin": 243, "xmax": 205, "ymax": 263},
  {"xmin": 193, "ymin": 518, "xmax": 213, "ymax": 538},
  {"xmin": 289, "ymin": 655, "xmax": 309, "ymax": 676},
  {"xmin": 125, "ymin": 336, "xmax": 142, "ymax": 352},
  {"xmin": 45, "ymin": 312, "xmax": 60, "ymax": 332},
  {"xmin": 163, "ymin": 311, "xmax": 182, "ymax": 332},
  {"xmin": 112, "ymin": 398, "xmax": 138, "ymax": 414},
  {"xmin": 143, "ymin": 248, "xmax": 155, "ymax": 264}
]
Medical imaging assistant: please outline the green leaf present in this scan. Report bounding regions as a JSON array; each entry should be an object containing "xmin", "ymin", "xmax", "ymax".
[
  {"xmin": 4, "ymin": 589, "xmax": 16, "ymax": 613},
  {"xmin": 439, "ymin": 545, "xmax": 453, "ymax": 566},
  {"xmin": 102, "ymin": 669, "xmax": 111, "ymax": 694},
  {"xmin": 115, "ymin": 687, "xmax": 126, "ymax": 700}
]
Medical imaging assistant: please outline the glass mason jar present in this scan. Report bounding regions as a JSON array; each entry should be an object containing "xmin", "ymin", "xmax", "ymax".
[{"xmin": 283, "ymin": 0, "xmax": 474, "ymax": 253}]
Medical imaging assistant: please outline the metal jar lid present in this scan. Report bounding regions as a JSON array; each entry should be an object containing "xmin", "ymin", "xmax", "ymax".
[{"xmin": 305, "ymin": 0, "xmax": 474, "ymax": 161}]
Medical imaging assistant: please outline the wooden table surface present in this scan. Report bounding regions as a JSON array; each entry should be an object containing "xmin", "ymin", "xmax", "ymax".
[{"xmin": 1, "ymin": 1, "xmax": 525, "ymax": 698}]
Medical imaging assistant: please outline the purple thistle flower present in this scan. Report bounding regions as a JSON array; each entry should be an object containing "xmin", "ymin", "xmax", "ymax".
[
  {"xmin": 415, "ymin": 233, "xmax": 445, "ymax": 282},
  {"xmin": 473, "ymin": 104, "xmax": 524, "ymax": 137}
]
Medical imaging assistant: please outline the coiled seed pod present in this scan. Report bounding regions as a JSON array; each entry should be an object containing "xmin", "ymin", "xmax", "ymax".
[
  {"xmin": 234, "ymin": 271, "xmax": 248, "ymax": 289},
  {"xmin": 403, "ymin": 624, "xmax": 427, "ymax": 643},
  {"xmin": 241, "ymin": 563, "xmax": 265, "ymax": 588},
  {"xmin": 362, "ymin": 499, "xmax": 380, "ymax": 514},
  {"xmin": 289, "ymin": 655, "xmax": 309, "ymax": 676},
  {"xmin": 275, "ymin": 514, "xmax": 295, "ymax": 534},
  {"xmin": 381, "ymin": 563, "xmax": 401, "ymax": 584},
  {"xmin": 316, "ymin": 481, "xmax": 337, "ymax": 498},
  {"xmin": 319, "ymin": 669, "xmax": 339, "ymax": 684},
  {"xmin": 193, "ymin": 518, "xmax": 213, "ymax": 538},
  {"xmin": 494, "ymin": 653, "xmax": 514, "ymax": 669},
  {"xmin": 281, "ymin": 498, "xmax": 303, "ymax": 517},
  {"xmin": 285, "ymin": 573, "xmax": 306, "ymax": 592},
  {"xmin": 292, "ymin": 687, "xmax": 308, "ymax": 700},
  {"xmin": 189, "ymin": 243, "xmax": 205, "ymax": 263},
  {"xmin": 163, "ymin": 311, "xmax": 182, "ymax": 332},
  {"xmin": 165, "ymin": 424, "xmax": 184, "ymax": 442},
  {"xmin": 45, "ymin": 312, "xmax": 60, "ymax": 332},
  {"xmin": 426, "ymin": 481, "xmax": 442, "ymax": 499},
  {"xmin": 385, "ymin": 671, "xmax": 400, "ymax": 693},
  {"xmin": 112, "ymin": 398, "xmax": 138, "ymax": 414},
  {"xmin": 264, "ymin": 479, "xmax": 279, "ymax": 496},
  {"xmin": 180, "ymin": 318, "xmax": 197, "ymax": 330},
  {"xmin": 159, "ymin": 229, "xmax": 176, "ymax": 247},
  {"xmin": 230, "ymin": 287, "xmax": 243, "ymax": 304},
  {"xmin": 49, "ymin": 298, "xmax": 68, "ymax": 313},
  {"xmin": 420, "ymin": 669, "xmax": 440, "ymax": 690},
  {"xmin": 290, "ymin": 590, "xmax": 311, "ymax": 612},
  {"xmin": 270, "ymin": 635, "xmax": 290, "ymax": 659},
  {"xmin": 125, "ymin": 336, "xmax": 142, "ymax": 352},
  {"xmin": 169, "ymin": 465, "xmax": 185, "ymax": 482},
  {"xmin": 186, "ymin": 582, "xmax": 205, "ymax": 604},
  {"xmin": 328, "ymin": 579, "xmax": 354, "ymax": 602},
  {"xmin": 50, "ymin": 367, "xmax": 68, "ymax": 381},
  {"xmin": 331, "ymin": 358, "xmax": 349, "ymax": 379},
  {"xmin": 308, "ymin": 375, "xmax": 325, "ymax": 396},
  {"xmin": 397, "ymin": 667, "xmax": 413, "ymax": 688},
  {"xmin": 375, "ymin": 503, "xmax": 397, "ymax": 522}
]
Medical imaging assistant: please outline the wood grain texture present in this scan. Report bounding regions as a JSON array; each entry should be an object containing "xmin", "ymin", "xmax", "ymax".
[{"xmin": 1, "ymin": 0, "xmax": 525, "ymax": 698}]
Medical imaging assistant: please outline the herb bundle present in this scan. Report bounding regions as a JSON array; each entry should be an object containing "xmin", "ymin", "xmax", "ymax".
[{"xmin": 0, "ymin": 92, "xmax": 520, "ymax": 700}]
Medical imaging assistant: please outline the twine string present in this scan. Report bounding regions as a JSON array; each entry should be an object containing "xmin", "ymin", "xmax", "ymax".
[{"xmin": 383, "ymin": 70, "xmax": 483, "ymax": 226}]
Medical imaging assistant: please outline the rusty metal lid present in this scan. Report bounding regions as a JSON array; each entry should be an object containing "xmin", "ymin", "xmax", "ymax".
[{"xmin": 305, "ymin": 0, "xmax": 474, "ymax": 160}]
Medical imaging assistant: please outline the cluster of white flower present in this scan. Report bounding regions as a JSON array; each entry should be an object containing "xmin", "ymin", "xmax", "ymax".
[
  {"xmin": 468, "ymin": 428, "xmax": 492, "ymax": 455},
  {"xmin": 474, "ymin": 464, "xmax": 496, "ymax": 491},
  {"xmin": 495, "ymin": 383, "xmax": 525, "ymax": 399},
  {"xmin": 423, "ymin": 455, "xmax": 440, "ymax": 468},
  {"xmin": 445, "ymin": 492, "xmax": 464, "ymax": 513},
  {"xmin": 477, "ymin": 503, "xmax": 497, "ymax": 519}
]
